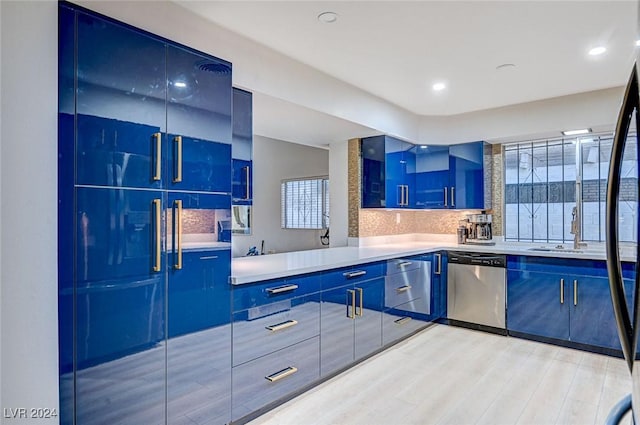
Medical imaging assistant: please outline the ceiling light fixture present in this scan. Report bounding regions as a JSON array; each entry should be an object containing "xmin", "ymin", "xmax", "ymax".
[
  {"xmin": 588, "ymin": 46, "xmax": 606, "ymax": 56},
  {"xmin": 318, "ymin": 12, "xmax": 338, "ymax": 24},
  {"xmin": 432, "ymin": 82, "xmax": 446, "ymax": 91},
  {"xmin": 174, "ymin": 81, "xmax": 187, "ymax": 88},
  {"xmin": 562, "ymin": 128, "xmax": 591, "ymax": 136},
  {"xmin": 636, "ymin": 40, "xmax": 640, "ymax": 47}
]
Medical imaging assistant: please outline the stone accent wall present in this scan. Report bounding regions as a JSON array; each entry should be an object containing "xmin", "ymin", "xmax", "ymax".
[{"xmin": 348, "ymin": 139, "xmax": 505, "ymax": 237}]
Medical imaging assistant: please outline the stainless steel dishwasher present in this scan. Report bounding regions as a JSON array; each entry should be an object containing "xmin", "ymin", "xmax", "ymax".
[{"xmin": 447, "ymin": 252, "xmax": 507, "ymax": 329}]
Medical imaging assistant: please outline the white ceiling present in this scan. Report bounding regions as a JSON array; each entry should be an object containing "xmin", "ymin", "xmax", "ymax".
[{"xmin": 178, "ymin": 0, "xmax": 638, "ymax": 117}]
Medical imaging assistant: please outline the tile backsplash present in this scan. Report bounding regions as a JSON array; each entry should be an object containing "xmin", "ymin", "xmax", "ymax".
[{"xmin": 348, "ymin": 138, "xmax": 503, "ymax": 238}]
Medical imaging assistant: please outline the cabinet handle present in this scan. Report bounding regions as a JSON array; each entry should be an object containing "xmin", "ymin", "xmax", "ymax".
[
  {"xmin": 444, "ymin": 187, "xmax": 448, "ymax": 207},
  {"xmin": 356, "ymin": 287, "xmax": 364, "ymax": 317},
  {"xmin": 244, "ymin": 165, "xmax": 251, "ymax": 200},
  {"xmin": 153, "ymin": 132, "xmax": 162, "ymax": 181},
  {"xmin": 574, "ymin": 280, "xmax": 578, "ymax": 306},
  {"xmin": 396, "ymin": 285, "xmax": 412, "ymax": 293},
  {"xmin": 435, "ymin": 253, "xmax": 442, "ymax": 275},
  {"xmin": 266, "ymin": 319, "xmax": 298, "ymax": 332},
  {"xmin": 343, "ymin": 270, "xmax": 366, "ymax": 279},
  {"xmin": 152, "ymin": 199, "xmax": 161, "ymax": 272},
  {"xmin": 173, "ymin": 136, "xmax": 183, "ymax": 183},
  {"xmin": 347, "ymin": 289, "xmax": 356, "ymax": 319},
  {"xmin": 398, "ymin": 261, "xmax": 413, "ymax": 268},
  {"xmin": 560, "ymin": 279, "xmax": 564, "ymax": 304},
  {"xmin": 174, "ymin": 199, "xmax": 183, "ymax": 270},
  {"xmin": 451, "ymin": 186, "xmax": 455, "ymax": 207},
  {"xmin": 266, "ymin": 284, "xmax": 298, "ymax": 295},
  {"xmin": 404, "ymin": 185, "xmax": 409, "ymax": 206},
  {"xmin": 395, "ymin": 317, "xmax": 412, "ymax": 325},
  {"xmin": 265, "ymin": 366, "xmax": 298, "ymax": 382}
]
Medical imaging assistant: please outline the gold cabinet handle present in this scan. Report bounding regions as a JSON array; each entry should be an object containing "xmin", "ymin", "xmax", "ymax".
[
  {"xmin": 174, "ymin": 199, "xmax": 183, "ymax": 270},
  {"xmin": 347, "ymin": 289, "xmax": 356, "ymax": 319},
  {"xmin": 560, "ymin": 278, "xmax": 564, "ymax": 304},
  {"xmin": 398, "ymin": 261, "xmax": 412, "ymax": 268},
  {"xmin": 265, "ymin": 366, "xmax": 298, "ymax": 382},
  {"xmin": 266, "ymin": 284, "xmax": 299, "ymax": 295},
  {"xmin": 435, "ymin": 253, "xmax": 442, "ymax": 275},
  {"xmin": 395, "ymin": 317, "xmax": 412, "ymax": 325},
  {"xmin": 173, "ymin": 136, "xmax": 182, "ymax": 183},
  {"xmin": 574, "ymin": 280, "xmax": 578, "ymax": 306},
  {"xmin": 343, "ymin": 270, "xmax": 366, "ymax": 279},
  {"xmin": 244, "ymin": 165, "xmax": 251, "ymax": 200},
  {"xmin": 396, "ymin": 285, "xmax": 412, "ymax": 293},
  {"xmin": 444, "ymin": 187, "xmax": 448, "ymax": 207},
  {"xmin": 152, "ymin": 199, "xmax": 161, "ymax": 272},
  {"xmin": 266, "ymin": 319, "xmax": 298, "ymax": 332},
  {"xmin": 153, "ymin": 132, "xmax": 162, "ymax": 181},
  {"xmin": 451, "ymin": 186, "xmax": 455, "ymax": 207},
  {"xmin": 356, "ymin": 287, "xmax": 364, "ymax": 317}
]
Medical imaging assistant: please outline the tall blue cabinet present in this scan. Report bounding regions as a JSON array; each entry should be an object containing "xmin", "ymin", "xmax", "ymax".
[{"xmin": 58, "ymin": 3, "xmax": 233, "ymax": 424}]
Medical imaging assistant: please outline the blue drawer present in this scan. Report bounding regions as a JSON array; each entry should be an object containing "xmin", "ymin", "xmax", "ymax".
[
  {"xmin": 232, "ymin": 292, "xmax": 321, "ymax": 366},
  {"xmin": 232, "ymin": 336, "xmax": 320, "ymax": 421},
  {"xmin": 233, "ymin": 272, "xmax": 322, "ymax": 311},
  {"xmin": 386, "ymin": 257, "xmax": 423, "ymax": 275},
  {"xmin": 382, "ymin": 303, "xmax": 430, "ymax": 345},
  {"xmin": 384, "ymin": 266, "xmax": 430, "ymax": 309},
  {"xmin": 322, "ymin": 262, "xmax": 385, "ymax": 290}
]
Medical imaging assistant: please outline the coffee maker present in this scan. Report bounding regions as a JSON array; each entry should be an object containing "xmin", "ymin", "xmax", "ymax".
[{"xmin": 465, "ymin": 212, "xmax": 494, "ymax": 245}]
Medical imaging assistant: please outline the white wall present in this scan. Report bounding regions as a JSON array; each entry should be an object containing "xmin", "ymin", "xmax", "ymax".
[
  {"xmin": 232, "ymin": 136, "xmax": 329, "ymax": 257},
  {"xmin": 1, "ymin": 1, "xmax": 59, "ymax": 422},
  {"xmin": 329, "ymin": 141, "xmax": 349, "ymax": 247}
]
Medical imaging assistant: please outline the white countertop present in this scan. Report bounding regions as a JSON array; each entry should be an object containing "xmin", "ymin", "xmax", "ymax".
[{"xmin": 230, "ymin": 238, "xmax": 636, "ymax": 285}]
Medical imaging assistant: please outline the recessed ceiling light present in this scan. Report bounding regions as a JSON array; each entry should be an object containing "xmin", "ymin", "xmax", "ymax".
[
  {"xmin": 419, "ymin": 145, "xmax": 428, "ymax": 149},
  {"xmin": 562, "ymin": 128, "xmax": 592, "ymax": 136},
  {"xmin": 588, "ymin": 46, "xmax": 606, "ymax": 56},
  {"xmin": 318, "ymin": 12, "xmax": 338, "ymax": 23},
  {"xmin": 174, "ymin": 81, "xmax": 187, "ymax": 88},
  {"xmin": 636, "ymin": 39, "xmax": 640, "ymax": 47},
  {"xmin": 432, "ymin": 82, "xmax": 446, "ymax": 91}
]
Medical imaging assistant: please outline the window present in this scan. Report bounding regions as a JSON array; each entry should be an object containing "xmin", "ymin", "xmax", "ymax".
[
  {"xmin": 504, "ymin": 133, "xmax": 637, "ymax": 243},
  {"xmin": 281, "ymin": 177, "xmax": 329, "ymax": 229}
]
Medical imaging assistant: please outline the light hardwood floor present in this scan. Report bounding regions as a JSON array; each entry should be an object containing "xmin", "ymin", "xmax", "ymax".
[{"xmin": 248, "ymin": 324, "xmax": 632, "ymax": 425}]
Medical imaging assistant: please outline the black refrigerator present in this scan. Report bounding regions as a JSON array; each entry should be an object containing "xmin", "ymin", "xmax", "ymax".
[{"xmin": 606, "ymin": 61, "xmax": 640, "ymax": 424}]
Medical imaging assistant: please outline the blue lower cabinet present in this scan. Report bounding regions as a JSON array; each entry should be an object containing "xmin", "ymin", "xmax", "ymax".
[
  {"xmin": 382, "ymin": 303, "xmax": 430, "ymax": 345},
  {"xmin": 232, "ymin": 337, "xmax": 320, "ymax": 421},
  {"xmin": 320, "ymin": 276, "xmax": 384, "ymax": 376},
  {"xmin": 233, "ymin": 292, "xmax": 321, "ymax": 367},
  {"xmin": 507, "ymin": 268, "xmax": 569, "ymax": 340},
  {"xmin": 75, "ymin": 276, "xmax": 166, "ymax": 425},
  {"xmin": 432, "ymin": 251, "xmax": 447, "ymax": 320}
]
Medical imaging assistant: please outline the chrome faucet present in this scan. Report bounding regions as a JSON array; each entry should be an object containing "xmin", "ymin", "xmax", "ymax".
[{"xmin": 570, "ymin": 206, "xmax": 587, "ymax": 250}]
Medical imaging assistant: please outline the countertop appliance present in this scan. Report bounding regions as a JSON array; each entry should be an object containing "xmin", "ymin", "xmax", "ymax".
[
  {"xmin": 447, "ymin": 252, "xmax": 506, "ymax": 329},
  {"xmin": 606, "ymin": 61, "xmax": 640, "ymax": 422},
  {"xmin": 465, "ymin": 212, "xmax": 494, "ymax": 245}
]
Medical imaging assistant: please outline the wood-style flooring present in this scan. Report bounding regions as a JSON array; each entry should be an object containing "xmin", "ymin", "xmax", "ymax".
[{"xmin": 248, "ymin": 324, "xmax": 632, "ymax": 425}]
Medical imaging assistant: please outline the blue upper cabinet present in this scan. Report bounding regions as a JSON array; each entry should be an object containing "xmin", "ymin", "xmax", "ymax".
[
  {"xmin": 232, "ymin": 88, "xmax": 253, "ymax": 204},
  {"xmin": 415, "ymin": 141, "xmax": 489, "ymax": 209},
  {"xmin": 361, "ymin": 135, "xmax": 415, "ymax": 208},
  {"xmin": 167, "ymin": 45, "xmax": 232, "ymax": 193},
  {"xmin": 363, "ymin": 138, "xmax": 489, "ymax": 209},
  {"xmin": 76, "ymin": 12, "xmax": 167, "ymax": 190}
]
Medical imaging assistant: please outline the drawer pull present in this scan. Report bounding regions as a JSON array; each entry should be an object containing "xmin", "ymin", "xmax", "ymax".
[
  {"xmin": 398, "ymin": 261, "xmax": 412, "ymax": 268},
  {"xmin": 343, "ymin": 270, "xmax": 366, "ymax": 279},
  {"xmin": 266, "ymin": 284, "xmax": 299, "ymax": 295},
  {"xmin": 265, "ymin": 366, "xmax": 298, "ymax": 382},
  {"xmin": 395, "ymin": 317, "xmax": 412, "ymax": 325},
  {"xmin": 266, "ymin": 319, "xmax": 298, "ymax": 332},
  {"xmin": 396, "ymin": 285, "xmax": 412, "ymax": 293}
]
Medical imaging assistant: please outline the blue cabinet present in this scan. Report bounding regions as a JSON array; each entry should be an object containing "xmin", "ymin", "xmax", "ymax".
[
  {"xmin": 59, "ymin": 4, "xmax": 233, "ymax": 425},
  {"xmin": 415, "ymin": 141, "xmax": 488, "ymax": 209},
  {"xmin": 432, "ymin": 251, "xmax": 448, "ymax": 319},
  {"xmin": 320, "ymin": 264, "xmax": 384, "ymax": 376},
  {"xmin": 507, "ymin": 256, "xmax": 635, "ymax": 351},
  {"xmin": 232, "ymin": 88, "xmax": 253, "ymax": 204},
  {"xmin": 361, "ymin": 136, "xmax": 415, "ymax": 208}
]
